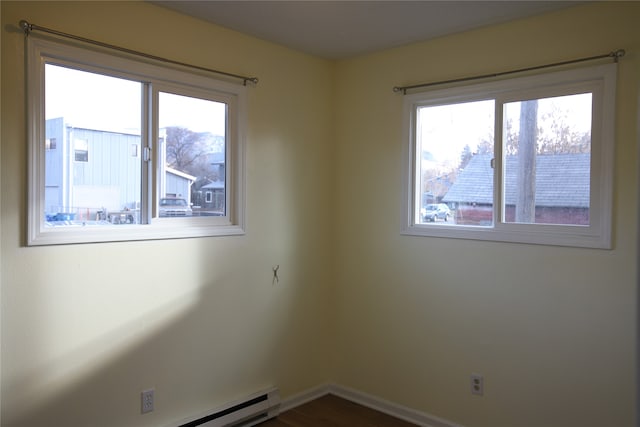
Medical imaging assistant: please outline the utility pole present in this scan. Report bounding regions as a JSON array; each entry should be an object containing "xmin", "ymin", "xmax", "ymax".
[{"xmin": 515, "ymin": 100, "xmax": 538, "ymax": 223}]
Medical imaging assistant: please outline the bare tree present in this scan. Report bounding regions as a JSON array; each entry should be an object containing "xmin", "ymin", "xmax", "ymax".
[
  {"xmin": 460, "ymin": 144, "xmax": 473, "ymax": 169},
  {"xmin": 165, "ymin": 127, "xmax": 209, "ymax": 171},
  {"xmin": 164, "ymin": 126, "xmax": 225, "ymax": 183},
  {"xmin": 537, "ymin": 104, "xmax": 590, "ymax": 154},
  {"xmin": 504, "ymin": 105, "xmax": 590, "ymax": 156}
]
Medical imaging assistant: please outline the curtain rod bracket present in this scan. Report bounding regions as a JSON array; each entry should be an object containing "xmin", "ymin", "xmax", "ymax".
[
  {"xmin": 19, "ymin": 20, "xmax": 33, "ymax": 35},
  {"xmin": 612, "ymin": 49, "xmax": 625, "ymax": 62}
]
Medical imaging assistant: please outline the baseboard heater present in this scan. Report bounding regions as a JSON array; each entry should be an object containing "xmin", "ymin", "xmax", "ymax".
[{"xmin": 177, "ymin": 388, "xmax": 280, "ymax": 427}]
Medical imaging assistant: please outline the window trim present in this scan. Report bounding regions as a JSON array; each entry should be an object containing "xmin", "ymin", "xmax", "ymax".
[
  {"xmin": 27, "ymin": 36, "xmax": 246, "ymax": 245},
  {"xmin": 401, "ymin": 63, "xmax": 616, "ymax": 248}
]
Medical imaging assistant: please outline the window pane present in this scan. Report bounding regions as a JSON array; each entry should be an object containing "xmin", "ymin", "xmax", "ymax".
[
  {"xmin": 502, "ymin": 93, "xmax": 592, "ymax": 225},
  {"xmin": 417, "ymin": 100, "xmax": 495, "ymax": 226},
  {"xmin": 45, "ymin": 64, "xmax": 142, "ymax": 226},
  {"xmin": 158, "ymin": 92, "xmax": 227, "ymax": 218}
]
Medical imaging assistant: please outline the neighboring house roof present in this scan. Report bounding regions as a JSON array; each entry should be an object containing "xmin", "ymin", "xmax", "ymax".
[
  {"xmin": 208, "ymin": 151, "xmax": 225, "ymax": 166},
  {"xmin": 50, "ymin": 117, "xmax": 141, "ymax": 136},
  {"xmin": 201, "ymin": 180, "xmax": 225, "ymax": 190},
  {"xmin": 166, "ymin": 166, "xmax": 196, "ymax": 182},
  {"xmin": 443, "ymin": 153, "xmax": 590, "ymax": 208}
]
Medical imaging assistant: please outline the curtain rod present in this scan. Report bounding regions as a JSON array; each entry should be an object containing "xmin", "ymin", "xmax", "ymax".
[
  {"xmin": 19, "ymin": 20, "xmax": 259, "ymax": 86},
  {"xmin": 393, "ymin": 49, "xmax": 625, "ymax": 95}
]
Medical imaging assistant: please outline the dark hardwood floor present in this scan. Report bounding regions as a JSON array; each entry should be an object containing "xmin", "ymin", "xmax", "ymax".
[{"xmin": 259, "ymin": 394, "xmax": 419, "ymax": 427}]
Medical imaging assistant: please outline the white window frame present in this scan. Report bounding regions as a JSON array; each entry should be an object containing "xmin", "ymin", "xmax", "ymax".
[
  {"xmin": 26, "ymin": 37, "xmax": 246, "ymax": 245},
  {"xmin": 402, "ymin": 64, "xmax": 616, "ymax": 248}
]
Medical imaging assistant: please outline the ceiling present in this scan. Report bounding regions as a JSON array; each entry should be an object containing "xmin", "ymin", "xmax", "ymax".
[{"xmin": 152, "ymin": 1, "xmax": 581, "ymax": 60}]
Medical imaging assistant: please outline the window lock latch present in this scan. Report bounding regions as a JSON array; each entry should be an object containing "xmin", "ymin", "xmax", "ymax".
[{"xmin": 143, "ymin": 147, "xmax": 151, "ymax": 162}]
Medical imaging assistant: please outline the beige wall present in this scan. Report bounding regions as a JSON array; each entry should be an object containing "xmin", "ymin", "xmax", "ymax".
[
  {"xmin": 332, "ymin": 2, "xmax": 639, "ymax": 427},
  {"xmin": 1, "ymin": 2, "xmax": 334, "ymax": 426},
  {"xmin": 1, "ymin": 1, "xmax": 638, "ymax": 427}
]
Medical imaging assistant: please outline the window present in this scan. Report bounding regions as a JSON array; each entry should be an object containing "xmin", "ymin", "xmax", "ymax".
[
  {"xmin": 27, "ymin": 37, "xmax": 246, "ymax": 245},
  {"xmin": 402, "ymin": 64, "xmax": 616, "ymax": 248},
  {"xmin": 74, "ymin": 139, "xmax": 89, "ymax": 162}
]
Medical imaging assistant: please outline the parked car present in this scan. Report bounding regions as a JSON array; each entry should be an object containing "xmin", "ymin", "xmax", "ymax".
[
  {"xmin": 159, "ymin": 197, "xmax": 192, "ymax": 217},
  {"xmin": 421, "ymin": 203, "xmax": 451, "ymax": 222}
]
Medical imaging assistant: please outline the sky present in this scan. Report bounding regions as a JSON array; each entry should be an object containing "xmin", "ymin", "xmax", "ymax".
[
  {"xmin": 45, "ymin": 64, "xmax": 226, "ymax": 136},
  {"xmin": 418, "ymin": 92, "xmax": 592, "ymax": 172},
  {"xmin": 418, "ymin": 99, "xmax": 494, "ymax": 170}
]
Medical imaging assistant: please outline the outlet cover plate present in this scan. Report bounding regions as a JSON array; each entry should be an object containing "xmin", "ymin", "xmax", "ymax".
[{"xmin": 141, "ymin": 389, "xmax": 154, "ymax": 414}]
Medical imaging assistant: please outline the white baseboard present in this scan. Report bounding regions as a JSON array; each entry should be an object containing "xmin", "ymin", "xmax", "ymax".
[
  {"xmin": 279, "ymin": 383, "xmax": 463, "ymax": 427},
  {"xmin": 277, "ymin": 383, "xmax": 332, "ymax": 413}
]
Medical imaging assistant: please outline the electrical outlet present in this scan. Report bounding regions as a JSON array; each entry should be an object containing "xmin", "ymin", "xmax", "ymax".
[
  {"xmin": 470, "ymin": 374, "xmax": 484, "ymax": 396},
  {"xmin": 141, "ymin": 389, "xmax": 154, "ymax": 414}
]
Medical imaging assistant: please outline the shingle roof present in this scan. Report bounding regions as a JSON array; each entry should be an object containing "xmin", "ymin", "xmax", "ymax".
[
  {"xmin": 442, "ymin": 153, "xmax": 590, "ymax": 208},
  {"xmin": 201, "ymin": 180, "xmax": 224, "ymax": 190}
]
